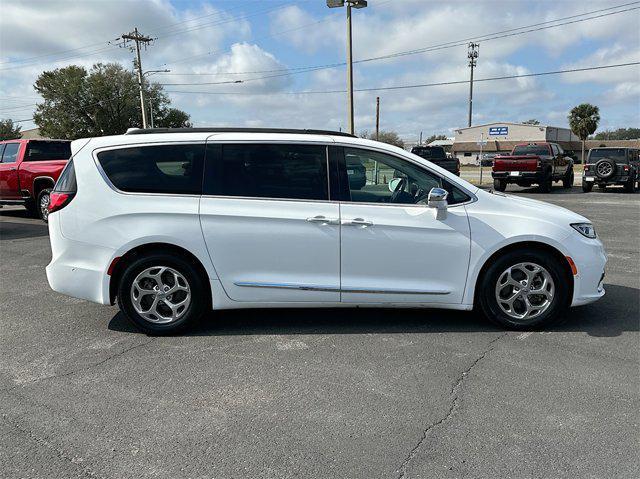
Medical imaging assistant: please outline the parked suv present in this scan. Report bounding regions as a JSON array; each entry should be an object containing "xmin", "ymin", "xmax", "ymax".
[
  {"xmin": 46, "ymin": 128, "xmax": 606, "ymax": 334},
  {"xmin": 0, "ymin": 139, "xmax": 71, "ymax": 220},
  {"xmin": 582, "ymin": 147, "xmax": 639, "ymax": 193},
  {"xmin": 410, "ymin": 145, "xmax": 460, "ymax": 175}
]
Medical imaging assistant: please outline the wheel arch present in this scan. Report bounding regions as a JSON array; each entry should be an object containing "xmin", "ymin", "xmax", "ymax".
[
  {"xmin": 32, "ymin": 176, "xmax": 55, "ymax": 197},
  {"xmin": 469, "ymin": 240, "xmax": 574, "ymax": 308},
  {"xmin": 108, "ymin": 242, "xmax": 212, "ymax": 306}
]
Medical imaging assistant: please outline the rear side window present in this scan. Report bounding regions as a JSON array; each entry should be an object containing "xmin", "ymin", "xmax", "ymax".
[
  {"xmin": 25, "ymin": 141, "xmax": 71, "ymax": 161},
  {"xmin": 1, "ymin": 143, "xmax": 20, "ymax": 163},
  {"xmin": 411, "ymin": 147, "xmax": 446, "ymax": 160},
  {"xmin": 97, "ymin": 144, "xmax": 205, "ymax": 194},
  {"xmin": 54, "ymin": 159, "xmax": 77, "ymax": 192},
  {"xmin": 205, "ymin": 144, "xmax": 328, "ymax": 200},
  {"xmin": 512, "ymin": 145, "xmax": 550, "ymax": 156}
]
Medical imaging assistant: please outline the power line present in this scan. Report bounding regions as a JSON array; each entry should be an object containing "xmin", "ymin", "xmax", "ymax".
[
  {"xmin": 154, "ymin": 3, "xmax": 640, "ymax": 85},
  {"xmin": 163, "ymin": 62, "xmax": 640, "ymax": 96}
]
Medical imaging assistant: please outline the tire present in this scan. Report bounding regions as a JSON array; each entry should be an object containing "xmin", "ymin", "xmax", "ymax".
[
  {"xmin": 477, "ymin": 249, "xmax": 570, "ymax": 330},
  {"xmin": 25, "ymin": 199, "xmax": 39, "ymax": 218},
  {"xmin": 538, "ymin": 177, "xmax": 552, "ymax": 193},
  {"xmin": 37, "ymin": 188, "xmax": 52, "ymax": 222},
  {"xmin": 117, "ymin": 252, "xmax": 207, "ymax": 335},
  {"xmin": 594, "ymin": 158, "xmax": 616, "ymax": 179},
  {"xmin": 493, "ymin": 179, "xmax": 507, "ymax": 192},
  {"xmin": 562, "ymin": 168, "xmax": 574, "ymax": 189},
  {"xmin": 582, "ymin": 181, "xmax": 593, "ymax": 193}
]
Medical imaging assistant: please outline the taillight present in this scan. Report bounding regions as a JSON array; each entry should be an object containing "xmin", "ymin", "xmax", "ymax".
[
  {"xmin": 623, "ymin": 165, "xmax": 630, "ymax": 172},
  {"xmin": 584, "ymin": 164, "xmax": 590, "ymax": 171},
  {"xmin": 48, "ymin": 192, "xmax": 75, "ymax": 213}
]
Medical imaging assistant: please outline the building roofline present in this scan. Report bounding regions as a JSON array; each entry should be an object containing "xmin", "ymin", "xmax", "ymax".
[{"xmin": 454, "ymin": 122, "xmax": 561, "ymax": 130}]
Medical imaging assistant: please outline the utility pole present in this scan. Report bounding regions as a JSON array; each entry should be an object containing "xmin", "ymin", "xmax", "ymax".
[
  {"xmin": 467, "ymin": 42, "xmax": 479, "ymax": 128},
  {"xmin": 419, "ymin": 131, "xmax": 423, "ymax": 146},
  {"xmin": 375, "ymin": 96, "xmax": 380, "ymax": 140},
  {"xmin": 120, "ymin": 28, "xmax": 153, "ymax": 128}
]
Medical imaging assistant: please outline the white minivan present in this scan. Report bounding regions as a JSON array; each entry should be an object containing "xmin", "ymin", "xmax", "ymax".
[{"xmin": 46, "ymin": 128, "xmax": 606, "ymax": 334}]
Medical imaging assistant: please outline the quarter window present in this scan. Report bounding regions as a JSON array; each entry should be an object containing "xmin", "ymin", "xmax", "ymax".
[
  {"xmin": 1, "ymin": 143, "xmax": 20, "ymax": 163},
  {"xmin": 342, "ymin": 148, "xmax": 469, "ymax": 205},
  {"xmin": 97, "ymin": 144, "xmax": 205, "ymax": 194},
  {"xmin": 206, "ymin": 144, "xmax": 329, "ymax": 200}
]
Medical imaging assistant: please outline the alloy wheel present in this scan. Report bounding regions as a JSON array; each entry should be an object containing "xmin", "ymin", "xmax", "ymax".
[
  {"xmin": 495, "ymin": 262, "xmax": 555, "ymax": 322},
  {"xmin": 130, "ymin": 266, "xmax": 191, "ymax": 323},
  {"xmin": 40, "ymin": 193, "xmax": 50, "ymax": 221}
]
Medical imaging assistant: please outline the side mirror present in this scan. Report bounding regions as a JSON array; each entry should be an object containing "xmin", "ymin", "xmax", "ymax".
[{"xmin": 427, "ymin": 187, "xmax": 448, "ymax": 220}]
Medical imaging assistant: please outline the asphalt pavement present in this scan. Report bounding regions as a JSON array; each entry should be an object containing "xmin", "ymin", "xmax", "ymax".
[{"xmin": 1, "ymin": 186, "xmax": 638, "ymax": 479}]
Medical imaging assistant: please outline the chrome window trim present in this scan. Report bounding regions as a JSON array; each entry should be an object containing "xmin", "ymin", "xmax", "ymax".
[{"xmin": 234, "ymin": 281, "xmax": 450, "ymax": 295}]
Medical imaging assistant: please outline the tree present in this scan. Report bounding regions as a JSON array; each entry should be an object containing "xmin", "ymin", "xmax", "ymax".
[
  {"xmin": 33, "ymin": 63, "xmax": 191, "ymax": 139},
  {"xmin": 522, "ymin": 119, "xmax": 540, "ymax": 125},
  {"xmin": 568, "ymin": 103, "xmax": 600, "ymax": 163},
  {"xmin": 593, "ymin": 127, "xmax": 640, "ymax": 140},
  {"xmin": 0, "ymin": 119, "xmax": 22, "ymax": 140},
  {"xmin": 424, "ymin": 134, "xmax": 448, "ymax": 145},
  {"xmin": 360, "ymin": 129, "xmax": 405, "ymax": 149}
]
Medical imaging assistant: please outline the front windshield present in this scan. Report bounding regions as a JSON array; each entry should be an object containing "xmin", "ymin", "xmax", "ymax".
[
  {"xmin": 512, "ymin": 145, "xmax": 550, "ymax": 156},
  {"xmin": 589, "ymin": 149, "xmax": 626, "ymax": 162}
]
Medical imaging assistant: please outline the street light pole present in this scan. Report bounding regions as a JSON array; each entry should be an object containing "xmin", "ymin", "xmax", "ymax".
[
  {"xmin": 142, "ymin": 69, "xmax": 170, "ymax": 129},
  {"xmin": 327, "ymin": 0, "xmax": 367, "ymax": 136}
]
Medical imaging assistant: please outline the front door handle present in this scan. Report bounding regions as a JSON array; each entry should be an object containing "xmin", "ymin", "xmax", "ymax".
[
  {"xmin": 306, "ymin": 215, "xmax": 339, "ymax": 225},
  {"xmin": 9, "ymin": 167, "xmax": 17, "ymax": 171},
  {"xmin": 342, "ymin": 218, "xmax": 373, "ymax": 227}
]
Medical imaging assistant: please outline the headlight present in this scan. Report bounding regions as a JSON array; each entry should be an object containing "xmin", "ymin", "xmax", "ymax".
[{"xmin": 571, "ymin": 222, "xmax": 597, "ymax": 238}]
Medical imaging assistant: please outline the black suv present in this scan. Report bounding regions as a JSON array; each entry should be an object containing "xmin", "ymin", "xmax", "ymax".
[
  {"xmin": 582, "ymin": 147, "xmax": 639, "ymax": 193},
  {"xmin": 411, "ymin": 145, "xmax": 460, "ymax": 175}
]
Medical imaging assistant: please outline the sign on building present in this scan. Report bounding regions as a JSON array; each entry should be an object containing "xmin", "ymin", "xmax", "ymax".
[{"xmin": 488, "ymin": 126, "xmax": 508, "ymax": 136}]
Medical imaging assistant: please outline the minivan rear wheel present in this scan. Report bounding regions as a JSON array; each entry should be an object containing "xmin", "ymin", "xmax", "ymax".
[
  {"xmin": 117, "ymin": 252, "xmax": 207, "ymax": 334},
  {"xmin": 478, "ymin": 250, "xmax": 570, "ymax": 330}
]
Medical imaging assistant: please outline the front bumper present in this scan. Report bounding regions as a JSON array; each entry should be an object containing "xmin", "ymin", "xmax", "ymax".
[{"xmin": 569, "ymin": 235, "xmax": 607, "ymax": 307}]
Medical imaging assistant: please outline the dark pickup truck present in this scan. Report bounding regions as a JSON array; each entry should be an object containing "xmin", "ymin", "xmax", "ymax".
[
  {"xmin": 411, "ymin": 145, "xmax": 460, "ymax": 176},
  {"xmin": 0, "ymin": 139, "xmax": 71, "ymax": 221},
  {"xmin": 492, "ymin": 142, "xmax": 574, "ymax": 192}
]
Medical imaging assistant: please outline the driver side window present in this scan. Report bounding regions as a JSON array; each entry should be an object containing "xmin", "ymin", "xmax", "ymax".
[{"xmin": 342, "ymin": 148, "xmax": 467, "ymax": 205}]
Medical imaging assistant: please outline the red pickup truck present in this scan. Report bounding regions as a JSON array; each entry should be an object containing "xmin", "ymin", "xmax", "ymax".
[
  {"xmin": 0, "ymin": 139, "xmax": 71, "ymax": 221},
  {"xmin": 492, "ymin": 142, "xmax": 574, "ymax": 193}
]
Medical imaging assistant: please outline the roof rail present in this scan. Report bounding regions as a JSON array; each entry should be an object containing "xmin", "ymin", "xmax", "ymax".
[{"xmin": 124, "ymin": 127, "xmax": 357, "ymax": 138}]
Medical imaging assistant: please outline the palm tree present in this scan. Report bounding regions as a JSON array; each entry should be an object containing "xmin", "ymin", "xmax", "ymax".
[{"xmin": 568, "ymin": 104, "xmax": 600, "ymax": 163}]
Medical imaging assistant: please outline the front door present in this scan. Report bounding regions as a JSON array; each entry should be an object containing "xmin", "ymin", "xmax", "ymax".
[
  {"xmin": 0, "ymin": 142, "xmax": 22, "ymax": 199},
  {"xmin": 336, "ymin": 147, "xmax": 471, "ymax": 304},
  {"xmin": 199, "ymin": 141, "xmax": 340, "ymax": 303}
]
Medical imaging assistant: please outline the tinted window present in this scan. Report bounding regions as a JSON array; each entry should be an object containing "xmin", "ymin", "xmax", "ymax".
[
  {"xmin": 2, "ymin": 143, "xmax": 20, "ymax": 163},
  {"xmin": 54, "ymin": 159, "xmax": 77, "ymax": 192},
  {"xmin": 97, "ymin": 144, "xmax": 205, "ymax": 194},
  {"xmin": 411, "ymin": 146, "xmax": 446, "ymax": 160},
  {"xmin": 589, "ymin": 149, "xmax": 627, "ymax": 163},
  {"xmin": 207, "ymin": 144, "xmax": 328, "ymax": 200},
  {"xmin": 512, "ymin": 145, "xmax": 550, "ymax": 156},
  {"xmin": 342, "ymin": 148, "xmax": 469, "ymax": 205},
  {"xmin": 25, "ymin": 141, "xmax": 71, "ymax": 161}
]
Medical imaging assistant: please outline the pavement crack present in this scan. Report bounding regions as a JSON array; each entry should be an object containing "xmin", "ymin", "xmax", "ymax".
[
  {"xmin": 7, "ymin": 337, "xmax": 155, "ymax": 391},
  {"xmin": 2, "ymin": 413, "xmax": 102, "ymax": 478},
  {"xmin": 395, "ymin": 332, "xmax": 508, "ymax": 479}
]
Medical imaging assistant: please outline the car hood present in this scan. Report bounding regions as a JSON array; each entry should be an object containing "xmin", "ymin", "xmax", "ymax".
[{"xmin": 476, "ymin": 189, "xmax": 590, "ymax": 224}]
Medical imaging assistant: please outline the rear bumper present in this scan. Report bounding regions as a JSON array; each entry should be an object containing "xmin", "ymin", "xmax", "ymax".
[
  {"xmin": 46, "ymin": 214, "xmax": 114, "ymax": 305},
  {"xmin": 582, "ymin": 172, "xmax": 631, "ymax": 185},
  {"xmin": 492, "ymin": 171, "xmax": 544, "ymax": 183}
]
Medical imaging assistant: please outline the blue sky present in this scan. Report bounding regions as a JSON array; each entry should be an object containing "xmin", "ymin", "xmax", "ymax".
[{"xmin": 1, "ymin": 0, "xmax": 638, "ymax": 143}]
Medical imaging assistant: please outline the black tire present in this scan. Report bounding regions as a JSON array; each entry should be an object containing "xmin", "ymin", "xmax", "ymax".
[
  {"xmin": 594, "ymin": 158, "xmax": 616, "ymax": 179},
  {"xmin": 37, "ymin": 188, "xmax": 52, "ymax": 222},
  {"xmin": 562, "ymin": 168, "xmax": 574, "ymax": 189},
  {"xmin": 582, "ymin": 181, "xmax": 593, "ymax": 193},
  {"xmin": 538, "ymin": 177, "xmax": 552, "ymax": 193},
  {"xmin": 493, "ymin": 179, "xmax": 507, "ymax": 192},
  {"xmin": 117, "ymin": 252, "xmax": 207, "ymax": 335},
  {"xmin": 477, "ymin": 249, "xmax": 570, "ymax": 330},
  {"xmin": 25, "ymin": 199, "xmax": 39, "ymax": 218}
]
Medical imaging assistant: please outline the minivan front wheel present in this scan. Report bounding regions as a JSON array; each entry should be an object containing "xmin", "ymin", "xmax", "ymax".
[
  {"xmin": 117, "ymin": 253, "xmax": 206, "ymax": 334},
  {"xmin": 478, "ymin": 250, "xmax": 570, "ymax": 329}
]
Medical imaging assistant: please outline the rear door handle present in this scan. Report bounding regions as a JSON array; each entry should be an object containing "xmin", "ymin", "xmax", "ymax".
[
  {"xmin": 342, "ymin": 218, "xmax": 373, "ymax": 227},
  {"xmin": 306, "ymin": 215, "xmax": 339, "ymax": 225},
  {"xmin": 9, "ymin": 167, "xmax": 17, "ymax": 171}
]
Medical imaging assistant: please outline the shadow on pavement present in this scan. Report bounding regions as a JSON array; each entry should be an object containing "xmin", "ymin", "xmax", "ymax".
[
  {"xmin": 0, "ymin": 221, "xmax": 48, "ymax": 240},
  {"xmin": 108, "ymin": 283, "xmax": 639, "ymax": 338}
]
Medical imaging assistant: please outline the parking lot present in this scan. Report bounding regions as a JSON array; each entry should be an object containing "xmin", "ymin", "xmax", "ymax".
[{"xmin": 1, "ymin": 186, "xmax": 638, "ymax": 479}]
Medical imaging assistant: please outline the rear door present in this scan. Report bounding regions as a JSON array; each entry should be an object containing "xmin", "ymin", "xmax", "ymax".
[
  {"xmin": 0, "ymin": 142, "xmax": 22, "ymax": 199},
  {"xmin": 335, "ymin": 146, "xmax": 471, "ymax": 304},
  {"xmin": 199, "ymin": 141, "xmax": 340, "ymax": 303}
]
